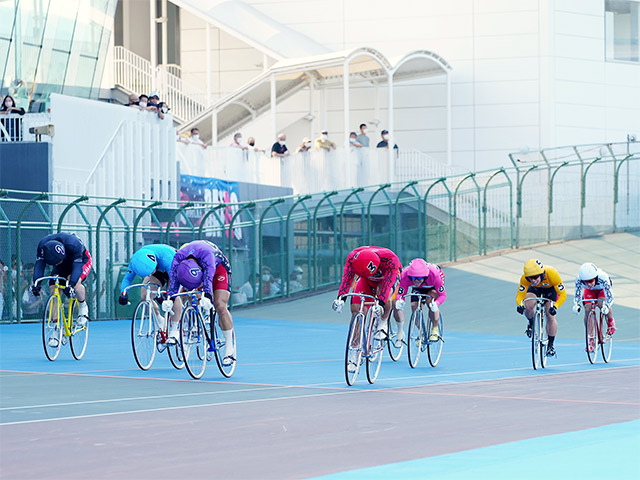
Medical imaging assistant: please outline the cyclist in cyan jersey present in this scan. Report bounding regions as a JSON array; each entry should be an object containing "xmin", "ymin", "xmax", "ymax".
[
  {"xmin": 163, "ymin": 240, "xmax": 236, "ymax": 365},
  {"xmin": 119, "ymin": 244, "xmax": 183, "ymax": 343},
  {"xmin": 572, "ymin": 262, "xmax": 616, "ymax": 352},
  {"xmin": 395, "ymin": 258, "xmax": 446, "ymax": 343},
  {"xmin": 516, "ymin": 258, "xmax": 567, "ymax": 357},
  {"xmin": 332, "ymin": 246, "xmax": 403, "ymax": 338},
  {"xmin": 31, "ymin": 233, "xmax": 92, "ymax": 347}
]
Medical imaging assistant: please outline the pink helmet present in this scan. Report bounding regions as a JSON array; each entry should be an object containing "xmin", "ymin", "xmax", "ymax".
[
  {"xmin": 351, "ymin": 249, "xmax": 380, "ymax": 278},
  {"xmin": 404, "ymin": 258, "xmax": 430, "ymax": 278}
]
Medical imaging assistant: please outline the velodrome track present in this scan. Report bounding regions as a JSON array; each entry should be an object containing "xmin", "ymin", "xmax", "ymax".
[{"xmin": 1, "ymin": 233, "xmax": 638, "ymax": 479}]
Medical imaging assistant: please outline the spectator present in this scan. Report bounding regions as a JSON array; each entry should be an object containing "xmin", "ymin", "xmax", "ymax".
[
  {"xmin": 230, "ymin": 132, "xmax": 248, "ymax": 150},
  {"xmin": 0, "ymin": 259, "xmax": 6, "ymax": 319},
  {"xmin": 189, "ymin": 128, "xmax": 207, "ymax": 149},
  {"xmin": 349, "ymin": 132, "xmax": 363, "ymax": 148},
  {"xmin": 376, "ymin": 129, "xmax": 398, "ymax": 151},
  {"xmin": 246, "ymin": 137, "xmax": 265, "ymax": 153},
  {"xmin": 148, "ymin": 92, "xmax": 160, "ymax": 108},
  {"xmin": 296, "ymin": 137, "xmax": 312, "ymax": 153},
  {"xmin": 315, "ymin": 130, "xmax": 336, "ymax": 151},
  {"xmin": 21, "ymin": 263, "xmax": 43, "ymax": 317},
  {"xmin": 156, "ymin": 101, "xmax": 170, "ymax": 120},
  {"xmin": 137, "ymin": 94, "xmax": 157, "ymax": 113},
  {"xmin": 271, "ymin": 133, "xmax": 289, "ymax": 157},
  {"xmin": 125, "ymin": 93, "xmax": 141, "ymax": 109},
  {"xmin": 289, "ymin": 266, "xmax": 304, "ymax": 292},
  {"xmin": 0, "ymin": 95, "xmax": 26, "ymax": 142},
  {"xmin": 356, "ymin": 123, "xmax": 369, "ymax": 147}
]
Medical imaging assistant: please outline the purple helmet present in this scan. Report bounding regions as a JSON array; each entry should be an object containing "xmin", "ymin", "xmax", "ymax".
[{"xmin": 176, "ymin": 258, "xmax": 203, "ymax": 290}]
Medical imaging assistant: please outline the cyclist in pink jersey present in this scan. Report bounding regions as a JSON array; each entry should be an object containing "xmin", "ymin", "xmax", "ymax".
[{"xmin": 395, "ymin": 258, "xmax": 446, "ymax": 342}]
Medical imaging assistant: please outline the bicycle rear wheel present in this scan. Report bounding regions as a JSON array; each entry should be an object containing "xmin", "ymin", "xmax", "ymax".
[
  {"xmin": 42, "ymin": 296, "xmax": 62, "ymax": 361},
  {"xmin": 387, "ymin": 309, "xmax": 404, "ymax": 362},
  {"xmin": 168, "ymin": 343, "xmax": 185, "ymax": 370},
  {"xmin": 131, "ymin": 301, "xmax": 157, "ymax": 370},
  {"xmin": 407, "ymin": 308, "xmax": 424, "ymax": 368},
  {"xmin": 531, "ymin": 311, "xmax": 542, "ymax": 370},
  {"xmin": 600, "ymin": 313, "xmax": 613, "ymax": 363},
  {"xmin": 345, "ymin": 313, "xmax": 364, "ymax": 386},
  {"xmin": 585, "ymin": 311, "xmax": 598, "ymax": 364},
  {"xmin": 69, "ymin": 299, "xmax": 89, "ymax": 360},
  {"xmin": 539, "ymin": 314, "xmax": 548, "ymax": 368},
  {"xmin": 427, "ymin": 312, "xmax": 444, "ymax": 367},
  {"xmin": 366, "ymin": 310, "xmax": 383, "ymax": 384},
  {"xmin": 213, "ymin": 314, "xmax": 236, "ymax": 378},
  {"xmin": 180, "ymin": 306, "xmax": 207, "ymax": 379}
]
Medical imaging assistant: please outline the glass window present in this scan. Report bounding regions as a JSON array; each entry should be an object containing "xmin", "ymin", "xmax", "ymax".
[{"xmin": 605, "ymin": 0, "xmax": 640, "ymax": 63}]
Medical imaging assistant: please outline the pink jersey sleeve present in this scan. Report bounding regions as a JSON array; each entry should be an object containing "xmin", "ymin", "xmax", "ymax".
[
  {"xmin": 397, "ymin": 270, "xmax": 412, "ymax": 301},
  {"xmin": 337, "ymin": 247, "xmax": 363, "ymax": 297},
  {"xmin": 427, "ymin": 265, "xmax": 447, "ymax": 306}
]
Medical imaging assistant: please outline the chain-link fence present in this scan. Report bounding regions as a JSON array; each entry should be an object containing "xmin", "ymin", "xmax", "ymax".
[{"xmin": 1, "ymin": 142, "xmax": 638, "ymax": 323}]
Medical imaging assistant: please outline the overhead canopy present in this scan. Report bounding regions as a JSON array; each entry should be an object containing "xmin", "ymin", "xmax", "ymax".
[{"xmin": 181, "ymin": 46, "xmax": 452, "ymax": 140}]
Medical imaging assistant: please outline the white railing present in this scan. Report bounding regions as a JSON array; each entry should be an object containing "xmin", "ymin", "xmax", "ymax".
[
  {"xmin": 114, "ymin": 46, "xmax": 213, "ymax": 123},
  {"xmin": 175, "ymin": 144, "xmax": 470, "ymax": 194},
  {"xmin": 0, "ymin": 113, "xmax": 51, "ymax": 142}
]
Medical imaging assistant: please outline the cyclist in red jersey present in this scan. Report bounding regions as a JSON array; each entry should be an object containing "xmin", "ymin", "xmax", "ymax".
[{"xmin": 332, "ymin": 246, "xmax": 403, "ymax": 338}]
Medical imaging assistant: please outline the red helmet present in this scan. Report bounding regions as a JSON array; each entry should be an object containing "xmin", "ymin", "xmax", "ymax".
[{"xmin": 351, "ymin": 249, "xmax": 380, "ymax": 278}]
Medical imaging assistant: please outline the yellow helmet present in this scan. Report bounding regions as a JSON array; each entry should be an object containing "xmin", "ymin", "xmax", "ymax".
[{"xmin": 523, "ymin": 259, "xmax": 544, "ymax": 277}]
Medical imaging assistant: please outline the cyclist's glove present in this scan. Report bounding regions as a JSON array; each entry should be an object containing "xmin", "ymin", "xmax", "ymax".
[
  {"xmin": 118, "ymin": 293, "xmax": 129, "ymax": 306},
  {"xmin": 429, "ymin": 301, "xmax": 439, "ymax": 313},
  {"xmin": 161, "ymin": 299, "xmax": 174, "ymax": 313},
  {"xmin": 332, "ymin": 297, "xmax": 345, "ymax": 313},
  {"xmin": 30, "ymin": 284, "xmax": 41, "ymax": 297},
  {"xmin": 548, "ymin": 305, "xmax": 557, "ymax": 316},
  {"xmin": 372, "ymin": 299, "xmax": 384, "ymax": 318},
  {"xmin": 63, "ymin": 286, "xmax": 76, "ymax": 298},
  {"xmin": 572, "ymin": 303, "xmax": 581, "ymax": 315},
  {"xmin": 200, "ymin": 295, "xmax": 213, "ymax": 312},
  {"xmin": 395, "ymin": 299, "xmax": 405, "ymax": 311},
  {"xmin": 516, "ymin": 305, "xmax": 525, "ymax": 315},
  {"xmin": 154, "ymin": 293, "xmax": 166, "ymax": 306},
  {"xmin": 602, "ymin": 304, "xmax": 610, "ymax": 315}
]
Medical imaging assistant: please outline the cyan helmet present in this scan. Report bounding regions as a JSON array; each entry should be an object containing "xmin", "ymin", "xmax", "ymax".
[
  {"xmin": 130, "ymin": 248, "xmax": 158, "ymax": 277},
  {"xmin": 176, "ymin": 258, "xmax": 203, "ymax": 290},
  {"xmin": 42, "ymin": 240, "xmax": 66, "ymax": 265}
]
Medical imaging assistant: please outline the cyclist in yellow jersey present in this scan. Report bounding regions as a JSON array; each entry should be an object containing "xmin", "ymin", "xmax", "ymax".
[{"xmin": 516, "ymin": 259, "xmax": 567, "ymax": 357}]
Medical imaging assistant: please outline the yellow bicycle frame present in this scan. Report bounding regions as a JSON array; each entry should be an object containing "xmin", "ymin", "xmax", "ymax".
[{"xmin": 45, "ymin": 280, "xmax": 78, "ymax": 338}]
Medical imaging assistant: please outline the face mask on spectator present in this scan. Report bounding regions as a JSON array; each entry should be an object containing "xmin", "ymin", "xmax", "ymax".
[
  {"xmin": 321, "ymin": 134, "xmax": 328, "ymax": 140},
  {"xmin": 349, "ymin": 137, "xmax": 356, "ymax": 143},
  {"xmin": 139, "ymin": 101, "xmax": 147, "ymax": 108},
  {"xmin": 305, "ymin": 142, "xmax": 311, "ymax": 148},
  {"xmin": 161, "ymin": 106, "xmax": 168, "ymax": 114},
  {"xmin": 4, "ymin": 101, "xmax": 12, "ymax": 108},
  {"xmin": 363, "ymin": 128, "xmax": 368, "ymax": 134},
  {"xmin": 237, "ymin": 137, "xmax": 242, "ymax": 143},
  {"xmin": 192, "ymin": 134, "xmax": 199, "ymax": 140},
  {"xmin": 278, "ymin": 140, "xmax": 285, "ymax": 146},
  {"xmin": 262, "ymin": 274, "xmax": 271, "ymax": 282},
  {"xmin": 248, "ymin": 141, "xmax": 255, "ymax": 146},
  {"xmin": 383, "ymin": 134, "xmax": 389, "ymax": 140}
]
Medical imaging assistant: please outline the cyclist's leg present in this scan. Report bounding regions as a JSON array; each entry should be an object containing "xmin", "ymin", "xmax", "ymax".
[
  {"xmin": 523, "ymin": 291, "xmax": 537, "ymax": 336},
  {"xmin": 213, "ymin": 265, "xmax": 235, "ymax": 364},
  {"xmin": 542, "ymin": 289, "xmax": 558, "ymax": 354},
  {"xmin": 583, "ymin": 290, "xmax": 595, "ymax": 345},
  {"xmin": 594, "ymin": 290, "xmax": 615, "ymax": 334},
  {"xmin": 70, "ymin": 250, "xmax": 92, "ymax": 323}
]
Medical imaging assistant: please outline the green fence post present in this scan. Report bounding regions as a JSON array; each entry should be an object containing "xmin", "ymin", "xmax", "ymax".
[
  {"xmin": 133, "ymin": 200, "xmax": 162, "ymax": 249},
  {"xmin": 0, "ymin": 191, "xmax": 12, "ymax": 321},
  {"xmin": 286, "ymin": 194, "xmax": 312, "ymax": 298},
  {"xmin": 56, "ymin": 196, "xmax": 89, "ymax": 232},
  {"xmin": 482, "ymin": 169, "xmax": 512, "ymax": 255},
  {"xmin": 581, "ymin": 157, "xmax": 602, "ymax": 238},
  {"xmin": 515, "ymin": 165, "xmax": 538, "ymax": 248},
  {"xmin": 338, "ymin": 187, "xmax": 364, "ymax": 268},
  {"xmin": 164, "ymin": 202, "xmax": 194, "ymax": 245},
  {"xmin": 258, "ymin": 198, "xmax": 285, "ymax": 301},
  {"xmin": 228, "ymin": 202, "xmax": 256, "ymax": 294},
  {"xmin": 197, "ymin": 204, "xmax": 227, "ymax": 239},
  {"xmin": 95, "ymin": 198, "xmax": 126, "ymax": 321},
  {"xmin": 366, "ymin": 184, "xmax": 391, "ymax": 246},
  {"xmin": 313, "ymin": 191, "xmax": 338, "ymax": 290},
  {"xmin": 613, "ymin": 154, "xmax": 634, "ymax": 231},
  {"xmin": 15, "ymin": 192, "xmax": 48, "ymax": 323},
  {"xmin": 452, "ymin": 173, "xmax": 480, "ymax": 261},
  {"xmin": 393, "ymin": 181, "xmax": 419, "ymax": 257},
  {"xmin": 423, "ymin": 178, "xmax": 451, "ymax": 261},
  {"xmin": 547, "ymin": 161, "xmax": 569, "ymax": 243}
]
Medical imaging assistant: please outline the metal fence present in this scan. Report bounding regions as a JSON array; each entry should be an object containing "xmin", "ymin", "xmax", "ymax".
[{"xmin": 1, "ymin": 142, "xmax": 638, "ymax": 323}]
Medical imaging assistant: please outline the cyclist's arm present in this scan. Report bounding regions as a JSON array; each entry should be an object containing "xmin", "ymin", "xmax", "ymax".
[
  {"xmin": 603, "ymin": 278, "xmax": 614, "ymax": 306},
  {"xmin": 516, "ymin": 276, "xmax": 528, "ymax": 305},
  {"xmin": 574, "ymin": 278, "xmax": 583, "ymax": 305},
  {"xmin": 376, "ymin": 255, "xmax": 402, "ymax": 304},
  {"xmin": 434, "ymin": 283, "xmax": 447, "ymax": 306},
  {"xmin": 119, "ymin": 268, "xmax": 136, "ymax": 294},
  {"xmin": 32, "ymin": 258, "xmax": 46, "ymax": 284},
  {"xmin": 68, "ymin": 257, "xmax": 85, "ymax": 286}
]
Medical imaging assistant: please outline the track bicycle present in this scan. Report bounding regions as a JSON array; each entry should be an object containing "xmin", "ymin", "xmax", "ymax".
[
  {"xmin": 386, "ymin": 304, "xmax": 403, "ymax": 362},
  {"xmin": 407, "ymin": 293, "xmax": 444, "ymax": 368},
  {"xmin": 584, "ymin": 299, "xmax": 613, "ymax": 364},
  {"xmin": 523, "ymin": 296, "xmax": 553, "ymax": 370},
  {"xmin": 37, "ymin": 276, "xmax": 89, "ymax": 361},
  {"xmin": 342, "ymin": 292, "xmax": 387, "ymax": 386},
  {"xmin": 176, "ymin": 290, "xmax": 236, "ymax": 380},
  {"xmin": 124, "ymin": 283, "xmax": 184, "ymax": 371}
]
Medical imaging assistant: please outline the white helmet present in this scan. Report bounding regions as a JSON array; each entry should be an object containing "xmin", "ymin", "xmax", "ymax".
[{"xmin": 578, "ymin": 263, "xmax": 598, "ymax": 282}]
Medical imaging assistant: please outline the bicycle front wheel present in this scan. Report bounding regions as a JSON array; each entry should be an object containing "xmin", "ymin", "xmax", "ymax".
[
  {"xmin": 366, "ymin": 310, "xmax": 383, "ymax": 384},
  {"xmin": 131, "ymin": 301, "xmax": 157, "ymax": 370},
  {"xmin": 181, "ymin": 306, "xmax": 207, "ymax": 379},
  {"xmin": 427, "ymin": 312, "xmax": 444, "ymax": 367},
  {"xmin": 387, "ymin": 310, "xmax": 404, "ymax": 362},
  {"xmin": 69, "ymin": 299, "xmax": 89, "ymax": 360},
  {"xmin": 407, "ymin": 309, "xmax": 423, "ymax": 368},
  {"xmin": 586, "ymin": 311, "xmax": 598, "ymax": 364},
  {"xmin": 345, "ymin": 313, "xmax": 364, "ymax": 386},
  {"xmin": 43, "ymin": 295, "xmax": 62, "ymax": 361},
  {"xmin": 600, "ymin": 314, "xmax": 613, "ymax": 363},
  {"xmin": 213, "ymin": 314, "xmax": 236, "ymax": 378},
  {"xmin": 168, "ymin": 343, "xmax": 185, "ymax": 370},
  {"xmin": 531, "ymin": 311, "xmax": 542, "ymax": 370}
]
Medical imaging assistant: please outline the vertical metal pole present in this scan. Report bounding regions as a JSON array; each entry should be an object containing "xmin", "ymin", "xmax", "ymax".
[
  {"xmin": 270, "ymin": 75, "xmax": 277, "ymax": 142},
  {"xmin": 388, "ymin": 70, "xmax": 395, "ymax": 184},
  {"xmin": 149, "ymin": 0, "xmax": 157, "ymax": 91},
  {"xmin": 446, "ymin": 71, "xmax": 452, "ymax": 166},
  {"xmin": 344, "ymin": 59, "xmax": 351, "ymax": 188}
]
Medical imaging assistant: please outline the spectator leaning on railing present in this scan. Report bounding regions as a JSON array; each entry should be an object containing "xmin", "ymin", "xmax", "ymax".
[
  {"xmin": 247, "ymin": 137, "xmax": 265, "ymax": 153},
  {"xmin": 271, "ymin": 133, "xmax": 289, "ymax": 157},
  {"xmin": 296, "ymin": 137, "xmax": 312, "ymax": 153},
  {"xmin": 356, "ymin": 123, "xmax": 369, "ymax": 147},
  {"xmin": 0, "ymin": 95, "xmax": 25, "ymax": 141},
  {"xmin": 349, "ymin": 132, "xmax": 363, "ymax": 148},
  {"xmin": 156, "ymin": 101, "xmax": 170, "ymax": 120},
  {"xmin": 189, "ymin": 128, "xmax": 207, "ymax": 149},
  {"xmin": 315, "ymin": 130, "xmax": 336, "ymax": 151},
  {"xmin": 125, "ymin": 93, "xmax": 141, "ymax": 109},
  {"xmin": 230, "ymin": 132, "xmax": 248, "ymax": 150}
]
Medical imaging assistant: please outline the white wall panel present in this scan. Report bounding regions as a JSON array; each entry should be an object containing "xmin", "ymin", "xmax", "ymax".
[
  {"xmin": 474, "ymin": 34, "xmax": 539, "ymax": 59},
  {"xmin": 555, "ymin": 58, "xmax": 604, "ymax": 82},
  {"xmin": 555, "ymin": 0, "xmax": 603, "ymax": 16},
  {"xmin": 474, "ymin": 11, "xmax": 539, "ymax": 36},
  {"xmin": 555, "ymin": 11, "xmax": 604, "ymax": 38},
  {"xmin": 474, "ymin": 80, "xmax": 538, "ymax": 104},
  {"xmin": 474, "ymin": 126, "xmax": 539, "ymax": 151},
  {"xmin": 555, "ymin": 80, "xmax": 605, "ymax": 107},
  {"xmin": 474, "ymin": 58, "xmax": 539, "ymax": 82},
  {"xmin": 554, "ymin": 35, "xmax": 603, "ymax": 60},
  {"xmin": 475, "ymin": 103, "xmax": 538, "ymax": 128},
  {"xmin": 556, "ymin": 104, "xmax": 605, "ymax": 129}
]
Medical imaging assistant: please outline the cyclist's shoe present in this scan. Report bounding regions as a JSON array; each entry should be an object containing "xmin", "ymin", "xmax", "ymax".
[
  {"xmin": 347, "ymin": 351, "xmax": 360, "ymax": 373},
  {"xmin": 167, "ymin": 325, "xmax": 179, "ymax": 344},
  {"xmin": 76, "ymin": 315, "xmax": 88, "ymax": 327},
  {"xmin": 525, "ymin": 322, "xmax": 533, "ymax": 338},
  {"xmin": 375, "ymin": 322, "xmax": 388, "ymax": 341},
  {"xmin": 586, "ymin": 338, "xmax": 596, "ymax": 353},
  {"xmin": 607, "ymin": 319, "xmax": 616, "ymax": 336},
  {"xmin": 222, "ymin": 344, "xmax": 236, "ymax": 366},
  {"xmin": 428, "ymin": 325, "xmax": 439, "ymax": 342},
  {"xmin": 546, "ymin": 345, "xmax": 556, "ymax": 357},
  {"xmin": 48, "ymin": 330, "xmax": 60, "ymax": 348},
  {"xmin": 394, "ymin": 327, "xmax": 405, "ymax": 346}
]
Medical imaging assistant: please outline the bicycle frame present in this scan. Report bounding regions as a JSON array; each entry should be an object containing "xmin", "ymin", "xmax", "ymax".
[
  {"xmin": 583, "ymin": 298, "xmax": 613, "ymax": 364},
  {"xmin": 124, "ymin": 283, "xmax": 168, "ymax": 342},
  {"xmin": 342, "ymin": 292, "xmax": 384, "ymax": 359},
  {"xmin": 409, "ymin": 293, "xmax": 441, "ymax": 345},
  {"xmin": 36, "ymin": 276, "xmax": 75, "ymax": 338},
  {"xmin": 523, "ymin": 296, "xmax": 551, "ymax": 370}
]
